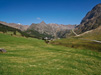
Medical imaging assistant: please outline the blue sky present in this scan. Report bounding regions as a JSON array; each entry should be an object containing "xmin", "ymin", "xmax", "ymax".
[{"xmin": 0, "ymin": 0, "xmax": 101, "ymax": 25}]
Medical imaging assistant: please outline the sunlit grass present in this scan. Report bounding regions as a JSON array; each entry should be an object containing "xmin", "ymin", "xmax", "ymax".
[
  {"xmin": 0, "ymin": 33, "xmax": 101, "ymax": 75},
  {"xmin": 51, "ymin": 37, "xmax": 101, "ymax": 52}
]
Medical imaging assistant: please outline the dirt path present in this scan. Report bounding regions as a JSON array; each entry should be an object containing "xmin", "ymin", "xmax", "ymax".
[
  {"xmin": 72, "ymin": 29, "xmax": 79, "ymax": 36},
  {"xmin": 91, "ymin": 40, "xmax": 101, "ymax": 43},
  {"xmin": 72, "ymin": 29, "xmax": 101, "ymax": 44}
]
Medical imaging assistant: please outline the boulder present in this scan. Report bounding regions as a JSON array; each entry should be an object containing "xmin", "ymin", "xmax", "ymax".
[{"xmin": 0, "ymin": 48, "xmax": 6, "ymax": 53}]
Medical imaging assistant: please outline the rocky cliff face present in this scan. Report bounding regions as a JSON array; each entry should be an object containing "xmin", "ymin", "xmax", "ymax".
[
  {"xmin": 75, "ymin": 3, "xmax": 101, "ymax": 34},
  {"xmin": 28, "ymin": 21, "xmax": 76, "ymax": 38},
  {"xmin": 0, "ymin": 21, "xmax": 29, "ymax": 31}
]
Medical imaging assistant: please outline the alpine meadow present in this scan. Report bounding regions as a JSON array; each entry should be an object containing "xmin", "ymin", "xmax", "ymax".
[{"xmin": 0, "ymin": 0, "xmax": 101, "ymax": 75}]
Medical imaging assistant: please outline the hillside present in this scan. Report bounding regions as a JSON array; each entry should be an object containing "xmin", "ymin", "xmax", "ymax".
[
  {"xmin": 0, "ymin": 23, "xmax": 31, "ymax": 37},
  {"xmin": 0, "ymin": 33, "xmax": 101, "ymax": 75},
  {"xmin": 50, "ymin": 36, "xmax": 101, "ymax": 52},
  {"xmin": 75, "ymin": 3, "xmax": 101, "ymax": 34},
  {"xmin": 50, "ymin": 25, "xmax": 101, "ymax": 52},
  {"xmin": 0, "ymin": 21, "xmax": 29, "ymax": 31},
  {"xmin": 77, "ymin": 26, "xmax": 101, "ymax": 41},
  {"xmin": 25, "ymin": 30, "xmax": 53, "ymax": 39},
  {"xmin": 0, "ymin": 23, "xmax": 52, "ymax": 39},
  {"xmin": 51, "ymin": 23, "xmax": 101, "ymax": 52}
]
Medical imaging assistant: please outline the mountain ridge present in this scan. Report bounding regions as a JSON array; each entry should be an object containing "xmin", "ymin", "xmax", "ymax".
[
  {"xmin": 0, "ymin": 20, "xmax": 76, "ymax": 38},
  {"xmin": 28, "ymin": 21, "xmax": 76, "ymax": 38},
  {"xmin": 0, "ymin": 21, "xmax": 29, "ymax": 31},
  {"xmin": 75, "ymin": 3, "xmax": 101, "ymax": 34}
]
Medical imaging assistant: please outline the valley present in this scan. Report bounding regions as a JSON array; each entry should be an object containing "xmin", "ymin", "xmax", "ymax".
[{"xmin": 0, "ymin": 1, "xmax": 101, "ymax": 75}]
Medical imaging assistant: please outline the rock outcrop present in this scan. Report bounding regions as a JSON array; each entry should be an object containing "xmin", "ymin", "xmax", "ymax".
[
  {"xmin": 75, "ymin": 3, "xmax": 101, "ymax": 34},
  {"xmin": 0, "ymin": 48, "xmax": 6, "ymax": 53}
]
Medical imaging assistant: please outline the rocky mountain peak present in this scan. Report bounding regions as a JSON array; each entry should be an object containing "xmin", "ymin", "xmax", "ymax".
[
  {"xmin": 94, "ymin": 3, "xmax": 101, "ymax": 8},
  {"xmin": 75, "ymin": 3, "xmax": 101, "ymax": 34},
  {"xmin": 40, "ymin": 21, "xmax": 46, "ymax": 24},
  {"xmin": 81, "ymin": 3, "xmax": 101, "ymax": 24},
  {"xmin": 28, "ymin": 21, "xmax": 75, "ymax": 38}
]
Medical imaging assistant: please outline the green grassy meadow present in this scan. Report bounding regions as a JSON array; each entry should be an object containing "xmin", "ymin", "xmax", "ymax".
[
  {"xmin": 0, "ymin": 33, "xmax": 101, "ymax": 75},
  {"xmin": 51, "ymin": 37, "xmax": 101, "ymax": 52}
]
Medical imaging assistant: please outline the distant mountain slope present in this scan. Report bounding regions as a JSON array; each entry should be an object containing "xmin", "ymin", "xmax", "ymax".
[
  {"xmin": 0, "ymin": 23, "xmax": 31, "ymax": 37},
  {"xmin": 0, "ymin": 23, "xmax": 53, "ymax": 39},
  {"xmin": 0, "ymin": 21, "xmax": 76, "ymax": 38},
  {"xmin": 78, "ymin": 26, "xmax": 101, "ymax": 41},
  {"xmin": 0, "ymin": 21, "xmax": 29, "ymax": 31},
  {"xmin": 50, "ymin": 26, "xmax": 101, "ymax": 52},
  {"xmin": 28, "ymin": 21, "xmax": 76, "ymax": 38},
  {"xmin": 25, "ymin": 30, "xmax": 53, "ymax": 39},
  {"xmin": 75, "ymin": 3, "xmax": 101, "ymax": 34}
]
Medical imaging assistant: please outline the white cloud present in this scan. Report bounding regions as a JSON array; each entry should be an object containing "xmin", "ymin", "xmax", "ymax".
[
  {"xmin": 18, "ymin": 23, "xmax": 21, "ymax": 25},
  {"xmin": 37, "ymin": 17, "xmax": 41, "ymax": 20}
]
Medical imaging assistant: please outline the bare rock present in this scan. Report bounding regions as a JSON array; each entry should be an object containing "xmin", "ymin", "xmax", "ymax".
[
  {"xmin": 0, "ymin": 48, "xmax": 7, "ymax": 53},
  {"xmin": 75, "ymin": 3, "xmax": 101, "ymax": 34}
]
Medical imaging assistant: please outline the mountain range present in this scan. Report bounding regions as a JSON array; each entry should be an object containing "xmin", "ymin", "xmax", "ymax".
[
  {"xmin": 0, "ymin": 3, "xmax": 101, "ymax": 39},
  {"xmin": 28, "ymin": 21, "xmax": 76, "ymax": 38},
  {"xmin": 0, "ymin": 21, "xmax": 76, "ymax": 38}
]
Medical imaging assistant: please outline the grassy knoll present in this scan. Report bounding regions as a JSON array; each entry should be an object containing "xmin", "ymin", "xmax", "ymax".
[{"xmin": 0, "ymin": 33, "xmax": 101, "ymax": 75}]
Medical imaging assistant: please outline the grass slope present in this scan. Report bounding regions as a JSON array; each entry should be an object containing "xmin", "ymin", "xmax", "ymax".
[
  {"xmin": 0, "ymin": 33, "xmax": 101, "ymax": 75},
  {"xmin": 51, "ymin": 26, "xmax": 101, "ymax": 52},
  {"xmin": 51, "ymin": 37, "xmax": 101, "ymax": 52},
  {"xmin": 78, "ymin": 26, "xmax": 101, "ymax": 41}
]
